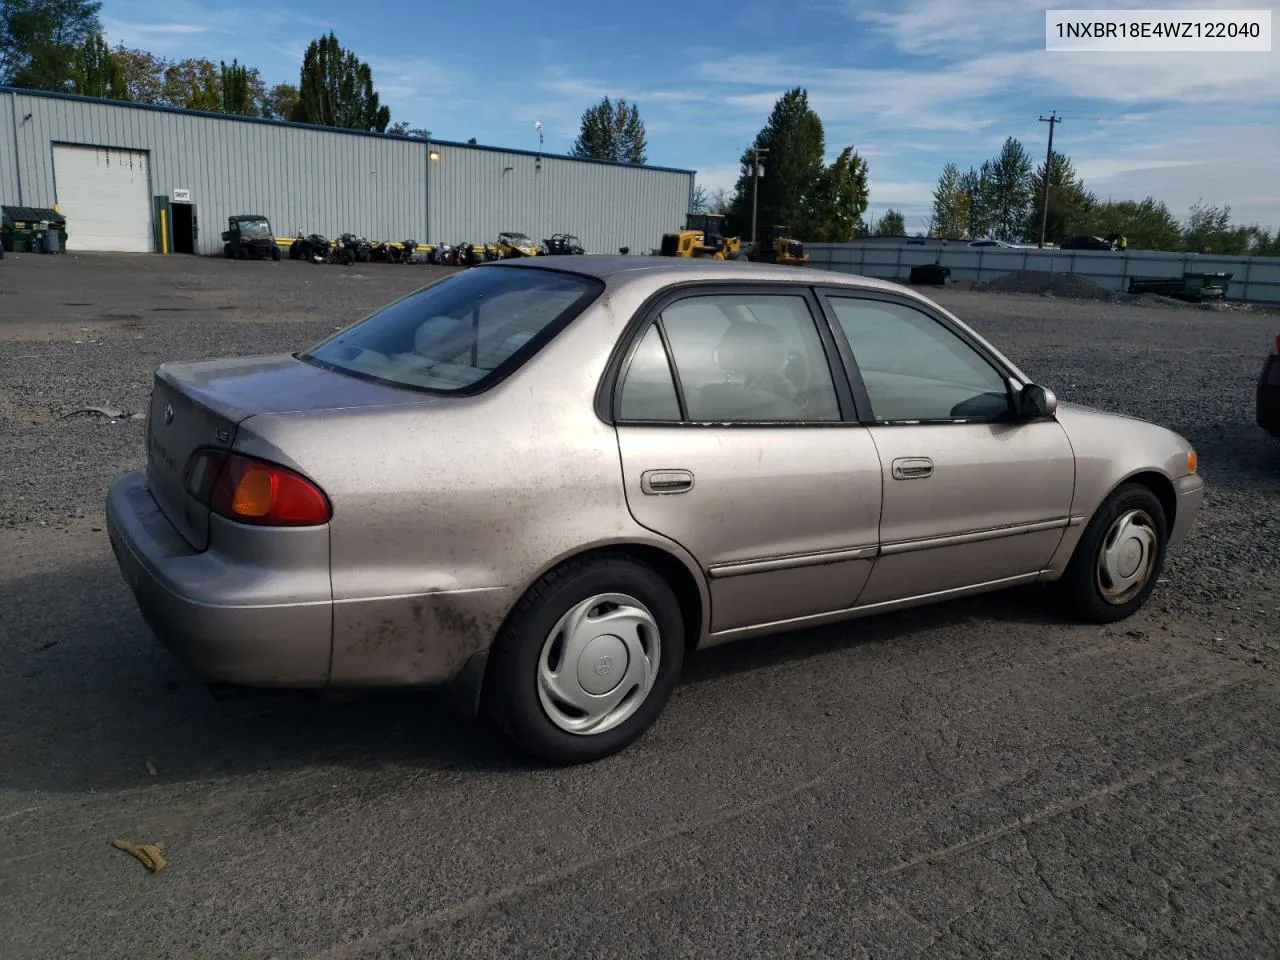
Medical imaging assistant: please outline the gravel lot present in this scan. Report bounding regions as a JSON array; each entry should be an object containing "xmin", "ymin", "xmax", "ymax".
[{"xmin": 1, "ymin": 253, "xmax": 1277, "ymax": 959}]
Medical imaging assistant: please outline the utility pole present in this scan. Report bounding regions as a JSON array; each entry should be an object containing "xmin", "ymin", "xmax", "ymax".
[
  {"xmin": 750, "ymin": 146, "xmax": 769, "ymax": 248},
  {"xmin": 1037, "ymin": 112, "xmax": 1061, "ymax": 249}
]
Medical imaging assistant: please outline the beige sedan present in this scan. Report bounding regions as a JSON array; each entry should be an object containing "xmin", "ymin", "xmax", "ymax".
[{"xmin": 106, "ymin": 257, "xmax": 1204, "ymax": 764}]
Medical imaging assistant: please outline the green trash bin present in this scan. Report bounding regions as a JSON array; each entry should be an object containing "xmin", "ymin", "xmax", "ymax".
[{"xmin": 1, "ymin": 206, "xmax": 66, "ymax": 254}]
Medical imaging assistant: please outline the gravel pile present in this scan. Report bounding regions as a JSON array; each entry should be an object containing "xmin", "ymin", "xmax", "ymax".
[{"xmin": 983, "ymin": 270, "xmax": 1119, "ymax": 301}]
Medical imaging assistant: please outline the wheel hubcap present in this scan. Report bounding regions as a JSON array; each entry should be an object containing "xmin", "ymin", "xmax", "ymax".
[
  {"xmin": 537, "ymin": 593, "xmax": 661, "ymax": 736},
  {"xmin": 1096, "ymin": 508, "xmax": 1159, "ymax": 605}
]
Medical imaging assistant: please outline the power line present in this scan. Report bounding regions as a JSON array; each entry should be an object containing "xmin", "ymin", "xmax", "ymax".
[{"xmin": 1037, "ymin": 111, "xmax": 1062, "ymax": 249}]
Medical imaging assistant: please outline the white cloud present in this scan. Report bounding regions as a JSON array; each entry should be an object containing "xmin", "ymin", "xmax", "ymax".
[
  {"xmin": 866, "ymin": 179, "xmax": 937, "ymax": 205},
  {"xmin": 851, "ymin": 0, "xmax": 1059, "ymax": 57},
  {"xmin": 101, "ymin": 18, "xmax": 225, "ymax": 55},
  {"xmin": 847, "ymin": 0, "xmax": 1266, "ymax": 60},
  {"xmin": 693, "ymin": 164, "xmax": 743, "ymax": 195}
]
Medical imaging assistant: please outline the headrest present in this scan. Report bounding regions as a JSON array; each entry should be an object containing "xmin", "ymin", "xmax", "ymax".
[
  {"xmin": 714, "ymin": 321, "xmax": 785, "ymax": 378},
  {"xmin": 415, "ymin": 316, "xmax": 473, "ymax": 360}
]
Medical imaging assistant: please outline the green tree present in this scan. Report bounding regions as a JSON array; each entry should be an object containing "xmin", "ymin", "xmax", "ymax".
[
  {"xmin": 1180, "ymin": 200, "xmax": 1258, "ymax": 254},
  {"xmin": 264, "ymin": 82, "xmax": 299, "ymax": 121},
  {"xmin": 161, "ymin": 57, "xmax": 221, "ymax": 111},
  {"xmin": 1244, "ymin": 226, "xmax": 1280, "ymax": 257},
  {"xmin": 291, "ymin": 32, "xmax": 390, "ymax": 132},
  {"xmin": 1085, "ymin": 197, "xmax": 1184, "ymax": 251},
  {"xmin": 807, "ymin": 146, "xmax": 870, "ymax": 242},
  {"xmin": 70, "ymin": 31, "xmax": 125, "ymax": 99},
  {"xmin": 875, "ymin": 208, "xmax": 906, "ymax": 237},
  {"xmin": 112, "ymin": 45, "xmax": 165, "ymax": 103},
  {"xmin": 930, "ymin": 163, "xmax": 969, "ymax": 238},
  {"xmin": 1025, "ymin": 151, "xmax": 1095, "ymax": 243},
  {"xmin": 983, "ymin": 137, "xmax": 1034, "ymax": 241},
  {"xmin": 220, "ymin": 59, "xmax": 252, "ymax": 115},
  {"xmin": 570, "ymin": 96, "xmax": 647, "ymax": 164},
  {"xmin": 729, "ymin": 87, "xmax": 825, "ymax": 242},
  {"xmin": 957, "ymin": 164, "xmax": 995, "ymax": 239},
  {"xmin": 1, "ymin": 0, "xmax": 102, "ymax": 89}
]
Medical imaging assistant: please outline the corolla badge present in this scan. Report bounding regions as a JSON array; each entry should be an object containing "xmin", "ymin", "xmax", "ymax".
[{"xmin": 163, "ymin": 402, "xmax": 174, "ymax": 425}]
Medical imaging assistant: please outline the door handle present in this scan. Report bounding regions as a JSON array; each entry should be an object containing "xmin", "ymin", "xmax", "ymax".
[
  {"xmin": 641, "ymin": 469, "xmax": 694, "ymax": 495},
  {"xmin": 891, "ymin": 457, "xmax": 933, "ymax": 480}
]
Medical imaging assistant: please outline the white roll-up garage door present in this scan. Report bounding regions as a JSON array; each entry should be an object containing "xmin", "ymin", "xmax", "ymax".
[{"xmin": 52, "ymin": 145, "xmax": 153, "ymax": 253}]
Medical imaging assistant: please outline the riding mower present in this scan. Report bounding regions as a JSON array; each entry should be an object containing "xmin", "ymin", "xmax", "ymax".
[{"xmin": 655, "ymin": 213, "xmax": 746, "ymax": 260}]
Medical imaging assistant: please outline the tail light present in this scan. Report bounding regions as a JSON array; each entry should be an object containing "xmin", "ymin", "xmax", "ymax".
[
  {"xmin": 1272, "ymin": 332, "xmax": 1280, "ymax": 355},
  {"xmin": 184, "ymin": 450, "xmax": 331, "ymax": 526}
]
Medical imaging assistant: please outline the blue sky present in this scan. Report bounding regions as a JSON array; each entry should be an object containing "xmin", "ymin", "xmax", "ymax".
[{"xmin": 102, "ymin": 0, "xmax": 1279, "ymax": 231}]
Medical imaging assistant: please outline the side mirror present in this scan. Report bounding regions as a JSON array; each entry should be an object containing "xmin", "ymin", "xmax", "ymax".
[{"xmin": 1018, "ymin": 382, "xmax": 1057, "ymax": 419}]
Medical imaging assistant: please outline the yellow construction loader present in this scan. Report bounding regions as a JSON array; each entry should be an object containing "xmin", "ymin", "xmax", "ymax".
[
  {"xmin": 655, "ymin": 213, "xmax": 747, "ymax": 260},
  {"xmin": 747, "ymin": 225, "xmax": 809, "ymax": 266}
]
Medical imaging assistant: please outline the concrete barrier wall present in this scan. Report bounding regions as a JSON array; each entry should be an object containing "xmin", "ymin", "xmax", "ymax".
[{"xmin": 805, "ymin": 242, "xmax": 1280, "ymax": 305}]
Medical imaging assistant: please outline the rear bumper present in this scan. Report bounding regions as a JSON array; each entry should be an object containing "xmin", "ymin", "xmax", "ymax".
[
  {"xmin": 1258, "ymin": 357, "xmax": 1280, "ymax": 436},
  {"xmin": 105, "ymin": 470, "xmax": 333, "ymax": 687},
  {"xmin": 1167, "ymin": 472, "xmax": 1205, "ymax": 552}
]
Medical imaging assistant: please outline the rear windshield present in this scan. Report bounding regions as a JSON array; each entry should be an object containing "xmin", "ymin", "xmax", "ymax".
[{"xmin": 299, "ymin": 265, "xmax": 603, "ymax": 394}]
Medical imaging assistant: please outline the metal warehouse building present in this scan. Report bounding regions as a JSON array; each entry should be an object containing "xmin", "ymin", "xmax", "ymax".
[{"xmin": 0, "ymin": 87, "xmax": 695, "ymax": 257}]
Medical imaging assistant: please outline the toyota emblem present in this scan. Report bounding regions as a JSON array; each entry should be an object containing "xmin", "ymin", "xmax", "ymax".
[{"xmin": 163, "ymin": 402, "xmax": 174, "ymax": 425}]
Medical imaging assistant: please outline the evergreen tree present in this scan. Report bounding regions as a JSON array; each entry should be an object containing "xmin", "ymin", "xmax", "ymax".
[
  {"xmin": 876, "ymin": 208, "xmax": 906, "ymax": 237},
  {"xmin": 220, "ymin": 59, "xmax": 255, "ymax": 116},
  {"xmin": 930, "ymin": 163, "xmax": 968, "ymax": 238},
  {"xmin": 571, "ymin": 96, "xmax": 647, "ymax": 164},
  {"xmin": 983, "ymin": 137, "xmax": 1034, "ymax": 241},
  {"xmin": 1025, "ymin": 151, "xmax": 1095, "ymax": 243},
  {"xmin": 728, "ymin": 87, "xmax": 825, "ymax": 241},
  {"xmin": 291, "ymin": 32, "xmax": 390, "ymax": 132}
]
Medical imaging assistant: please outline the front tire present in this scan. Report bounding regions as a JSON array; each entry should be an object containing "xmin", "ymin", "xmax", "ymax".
[
  {"xmin": 1055, "ymin": 483, "xmax": 1168, "ymax": 623},
  {"xmin": 482, "ymin": 555, "xmax": 685, "ymax": 764}
]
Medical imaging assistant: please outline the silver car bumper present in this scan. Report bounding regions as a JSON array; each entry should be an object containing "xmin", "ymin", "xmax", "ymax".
[{"xmin": 105, "ymin": 469, "xmax": 334, "ymax": 687}]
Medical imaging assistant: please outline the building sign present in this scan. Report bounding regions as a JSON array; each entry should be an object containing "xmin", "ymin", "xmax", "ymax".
[{"xmin": 172, "ymin": 189, "xmax": 191, "ymax": 203}]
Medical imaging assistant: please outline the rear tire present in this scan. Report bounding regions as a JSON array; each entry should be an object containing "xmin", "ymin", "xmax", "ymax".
[
  {"xmin": 1054, "ymin": 483, "xmax": 1168, "ymax": 623},
  {"xmin": 482, "ymin": 555, "xmax": 685, "ymax": 764},
  {"xmin": 271, "ymin": 244, "xmax": 281, "ymax": 261}
]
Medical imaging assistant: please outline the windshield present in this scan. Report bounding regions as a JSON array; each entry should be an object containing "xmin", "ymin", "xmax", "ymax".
[
  {"xmin": 237, "ymin": 219, "xmax": 272, "ymax": 239},
  {"xmin": 299, "ymin": 266, "xmax": 603, "ymax": 394},
  {"xmin": 503, "ymin": 233, "xmax": 533, "ymax": 245}
]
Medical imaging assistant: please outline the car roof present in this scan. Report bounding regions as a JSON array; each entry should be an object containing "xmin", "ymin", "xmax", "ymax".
[{"xmin": 480, "ymin": 254, "xmax": 914, "ymax": 295}]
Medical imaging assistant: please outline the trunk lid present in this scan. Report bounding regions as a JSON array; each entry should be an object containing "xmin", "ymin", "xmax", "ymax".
[{"xmin": 145, "ymin": 353, "xmax": 430, "ymax": 550}]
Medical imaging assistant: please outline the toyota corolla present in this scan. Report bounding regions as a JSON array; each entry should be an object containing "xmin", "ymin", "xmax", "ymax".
[{"xmin": 106, "ymin": 257, "xmax": 1204, "ymax": 764}]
